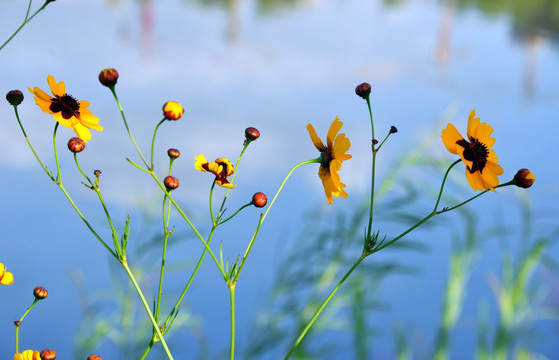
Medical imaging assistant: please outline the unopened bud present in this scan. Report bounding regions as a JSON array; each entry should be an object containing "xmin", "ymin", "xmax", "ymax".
[
  {"xmin": 68, "ymin": 137, "xmax": 85, "ymax": 153},
  {"xmin": 94, "ymin": 170, "xmax": 101, "ymax": 177},
  {"xmin": 33, "ymin": 286, "xmax": 48, "ymax": 300},
  {"xmin": 14, "ymin": 320, "xmax": 21, "ymax": 327},
  {"xmin": 251, "ymin": 192, "xmax": 267, "ymax": 208},
  {"xmin": 355, "ymin": 82, "xmax": 371, "ymax": 99},
  {"xmin": 513, "ymin": 168, "xmax": 535, "ymax": 189},
  {"xmin": 245, "ymin": 127, "xmax": 260, "ymax": 141},
  {"xmin": 164, "ymin": 176, "xmax": 179, "ymax": 190},
  {"xmin": 98, "ymin": 68, "xmax": 119, "ymax": 88},
  {"xmin": 390, "ymin": 126, "xmax": 398, "ymax": 134},
  {"xmin": 6, "ymin": 90, "xmax": 24, "ymax": 106},
  {"xmin": 87, "ymin": 355, "xmax": 102, "ymax": 360},
  {"xmin": 167, "ymin": 148, "xmax": 181, "ymax": 159},
  {"xmin": 163, "ymin": 101, "xmax": 184, "ymax": 120},
  {"xmin": 40, "ymin": 349, "xmax": 57, "ymax": 360}
]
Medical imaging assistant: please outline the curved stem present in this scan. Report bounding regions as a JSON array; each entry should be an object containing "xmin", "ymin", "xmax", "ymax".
[
  {"xmin": 229, "ymin": 284, "xmax": 236, "ymax": 360},
  {"xmin": 0, "ymin": 0, "xmax": 51, "ymax": 51},
  {"xmin": 150, "ymin": 118, "xmax": 166, "ymax": 170},
  {"xmin": 14, "ymin": 298, "xmax": 39, "ymax": 353},
  {"xmin": 433, "ymin": 159, "xmax": 461, "ymax": 212},
  {"xmin": 366, "ymin": 95, "xmax": 376, "ymax": 239},
  {"xmin": 155, "ymin": 195, "xmax": 172, "ymax": 321}
]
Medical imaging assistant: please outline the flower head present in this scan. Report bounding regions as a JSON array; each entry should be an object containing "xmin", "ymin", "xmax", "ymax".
[
  {"xmin": 33, "ymin": 286, "xmax": 48, "ymax": 300},
  {"xmin": 0, "ymin": 263, "xmax": 14, "ymax": 285},
  {"xmin": 442, "ymin": 110, "xmax": 504, "ymax": 191},
  {"xmin": 28, "ymin": 75, "xmax": 103, "ymax": 142},
  {"xmin": 307, "ymin": 117, "xmax": 352, "ymax": 204},
  {"xmin": 39, "ymin": 349, "xmax": 56, "ymax": 360},
  {"xmin": 513, "ymin": 168, "xmax": 535, "ymax": 188},
  {"xmin": 98, "ymin": 68, "xmax": 119, "ymax": 88},
  {"xmin": 195, "ymin": 155, "xmax": 236, "ymax": 188},
  {"xmin": 6, "ymin": 90, "xmax": 24, "ymax": 106},
  {"xmin": 14, "ymin": 350, "xmax": 41, "ymax": 360},
  {"xmin": 163, "ymin": 101, "xmax": 184, "ymax": 120}
]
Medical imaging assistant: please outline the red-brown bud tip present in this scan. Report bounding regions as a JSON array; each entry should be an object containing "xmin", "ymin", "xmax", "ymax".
[
  {"xmin": 390, "ymin": 126, "xmax": 398, "ymax": 134},
  {"xmin": 87, "ymin": 355, "xmax": 103, "ymax": 360},
  {"xmin": 167, "ymin": 148, "xmax": 181, "ymax": 159},
  {"xmin": 68, "ymin": 137, "xmax": 85, "ymax": 153},
  {"xmin": 40, "ymin": 349, "xmax": 57, "ymax": 360},
  {"xmin": 513, "ymin": 168, "xmax": 535, "ymax": 189},
  {"xmin": 164, "ymin": 176, "xmax": 179, "ymax": 191},
  {"xmin": 33, "ymin": 286, "xmax": 48, "ymax": 300},
  {"xmin": 163, "ymin": 101, "xmax": 184, "ymax": 120},
  {"xmin": 355, "ymin": 82, "xmax": 371, "ymax": 99},
  {"xmin": 6, "ymin": 90, "xmax": 24, "ymax": 106},
  {"xmin": 245, "ymin": 127, "xmax": 260, "ymax": 141},
  {"xmin": 14, "ymin": 320, "xmax": 21, "ymax": 327},
  {"xmin": 98, "ymin": 68, "xmax": 119, "ymax": 87},
  {"xmin": 251, "ymin": 192, "xmax": 267, "ymax": 208},
  {"xmin": 94, "ymin": 170, "xmax": 102, "ymax": 176}
]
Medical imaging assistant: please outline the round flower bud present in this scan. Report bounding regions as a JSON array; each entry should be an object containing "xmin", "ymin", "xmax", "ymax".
[
  {"xmin": 40, "ymin": 349, "xmax": 57, "ymax": 360},
  {"xmin": 68, "ymin": 137, "xmax": 85, "ymax": 153},
  {"xmin": 390, "ymin": 126, "xmax": 398, "ymax": 134},
  {"xmin": 245, "ymin": 127, "xmax": 260, "ymax": 141},
  {"xmin": 33, "ymin": 286, "xmax": 48, "ymax": 300},
  {"xmin": 94, "ymin": 170, "xmax": 102, "ymax": 177},
  {"xmin": 6, "ymin": 90, "xmax": 24, "ymax": 106},
  {"xmin": 163, "ymin": 101, "xmax": 184, "ymax": 120},
  {"xmin": 355, "ymin": 82, "xmax": 371, "ymax": 99},
  {"xmin": 167, "ymin": 148, "xmax": 181, "ymax": 159},
  {"xmin": 14, "ymin": 320, "xmax": 21, "ymax": 327},
  {"xmin": 87, "ymin": 355, "xmax": 102, "ymax": 360},
  {"xmin": 513, "ymin": 168, "xmax": 535, "ymax": 189},
  {"xmin": 251, "ymin": 192, "xmax": 267, "ymax": 208},
  {"xmin": 98, "ymin": 68, "xmax": 119, "ymax": 88},
  {"xmin": 164, "ymin": 176, "xmax": 179, "ymax": 191}
]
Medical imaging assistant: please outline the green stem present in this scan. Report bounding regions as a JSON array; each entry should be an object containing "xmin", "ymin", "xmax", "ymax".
[
  {"xmin": 150, "ymin": 118, "xmax": 166, "ymax": 170},
  {"xmin": 14, "ymin": 298, "xmax": 39, "ymax": 353},
  {"xmin": 217, "ymin": 142, "xmax": 250, "ymax": 217},
  {"xmin": 366, "ymin": 95, "xmax": 376, "ymax": 239},
  {"xmin": 0, "ymin": 0, "xmax": 52, "ymax": 51},
  {"xmin": 433, "ymin": 159, "xmax": 461, "ymax": 212},
  {"xmin": 284, "ymin": 255, "xmax": 366, "ymax": 359},
  {"xmin": 52, "ymin": 123, "xmax": 61, "ymax": 183},
  {"xmin": 155, "ymin": 196, "xmax": 172, "ymax": 321},
  {"xmin": 121, "ymin": 260, "xmax": 174, "ymax": 360},
  {"xmin": 229, "ymin": 284, "xmax": 236, "ymax": 360}
]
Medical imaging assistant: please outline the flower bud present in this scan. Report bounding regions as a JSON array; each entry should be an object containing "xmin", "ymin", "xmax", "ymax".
[
  {"xmin": 245, "ymin": 127, "xmax": 260, "ymax": 141},
  {"xmin": 40, "ymin": 349, "xmax": 57, "ymax": 360},
  {"xmin": 167, "ymin": 148, "xmax": 181, "ymax": 159},
  {"xmin": 87, "ymin": 355, "xmax": 102, "ymax": 360},
  {"xmin": 163, "ymin": 101, "xmax": 184, "ymax": 120},
  {"xmin": 6, "ymin": 90, "xmax": 24, "ymax": 106},
  {"xmin": 33, "ymin": 286, "xmax": 48, "ymax": 300},
  {"xmin": 251, "ymin": 192, "xmax": 267, "ymax": 208},
  {"xmin": 390, "ymin": 126, "xmax": 398, "ymax": 134},
  {"xmin": 98, "ymin": 68, "xmax": 119, "ymax": 88},
  {"xmin": 513, "ymin": 168, "xmax": 535, "ymax": 189},
  {"xmin": 14, "ymin": 320, "xmax": 21, "ymax": 327},
  {"xmin": 164, "ymin": 176, "xmax": 179, "ymax": 190},
  {"xmin": 94, "ymin": 170, "xmax": 102, "ymax": 177},
  {"xmin": 355, "ymin": 82, "xmax": 371, "ymax": 99},
  {"xmin": 68, "ymin": 137, "xmax": 85, "ymax": 153}
]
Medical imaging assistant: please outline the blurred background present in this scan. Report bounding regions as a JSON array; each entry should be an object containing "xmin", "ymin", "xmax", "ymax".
[{"xmin": 1, "ymin": 0, "xmax": 558, "ymax": 358}]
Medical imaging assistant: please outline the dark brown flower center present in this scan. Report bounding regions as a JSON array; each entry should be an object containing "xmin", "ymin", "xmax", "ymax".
[
  {"xmin": 320, "ymin": 150, "xmax": 332, "ymax": 169},
  {"xmin": 49, "ymin": 94, "xmax": 80, "ymax": 120},
  {"xmin": 457, "ymin": 138, "xmax": 488, "ymax": 174}
]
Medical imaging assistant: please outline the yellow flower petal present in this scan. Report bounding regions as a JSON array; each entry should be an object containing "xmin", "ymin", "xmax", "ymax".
[
  {"xmin": 306, "ymin": 123, "xmax": 327, "ymax": 152},
  {"xmin": 441, "ymin": 123, "xmax": 464, "ymax": 155},
  {"xmin": 47, "ymin": 75, "xmax": 65, "ymax": 97},
  {"xmin": 326, "ymin": 116, "xmax": 343, "ymax": 149},
  {"xmin": 194, "ymin": 154, "xmax": 209, "ymax": 172},
  {"xmin": 332, "ymin": 133, "xmax": 352, "ymax": 161}
]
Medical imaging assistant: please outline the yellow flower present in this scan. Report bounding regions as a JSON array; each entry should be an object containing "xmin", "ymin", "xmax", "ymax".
[
  {"xmin": 195, "ymin": 155, "xmax": 236, "ymax": 188},
  {"xmin": 307, "ymin": 117, "xmax": 352, "ymax": 204},
  {"xmin": 28, "ymin": 75, "xmax": 103, "ymax": 142},
  {"xmin": 14, "ymin": 350, "xmax": 41, "ymax": 360},
  {"xmin": 0, "ymin": 263, "xmax": 14, "ymax": 285},
  {"xmin": 441, "ymin": 110, "xmax": 504, "ymax": 191}
]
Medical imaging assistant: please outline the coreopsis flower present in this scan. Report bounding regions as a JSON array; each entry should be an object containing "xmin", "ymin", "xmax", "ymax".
[
  {"xmin": 441, "ymin": 110, "xmax": 504, "ymax": 191},
  {"xmin": 0, "ymin": 263, "xmax": 14, "ymax": 285},
  {"xmin": 28, "ymin": 75, "xmax": 103, "ymax": 142},
  {"xmin": 195, "ymin": 155, "xmax": 236, "ymax": 188},
  {"xmin": 306, "ymin": 117, "xmax": 352, "ymax": 204},
  {"xmin": 14, "ymin": 350, "xmax": 41, "ymax": 360},
  {"xmin": 163, "ymin": 101, "xmax": 184, "ymax": 120}
]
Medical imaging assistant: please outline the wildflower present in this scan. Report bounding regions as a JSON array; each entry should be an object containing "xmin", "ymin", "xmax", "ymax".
[
  {"xmin": 195, "ymin": 155, "xmax": 236, "ymax": 188},
  {"xmin": 355, "ymin": 82, "xmax": 371, "ymax": 99},
  {"xmin": 513, "ymin": 168, "xmax": 535, "ymax": 188},
  {"xmin": 6, "ymin": 90, "xmax": 24, "ymax": 106},
  {"xmin": 441, "ymin": 110, "xmax": 504, "ymax": 191},
  {"xmin": 251, "ymin": 192, "xmax": 267, "ymax": 208},
  {"xmin": 28, "ymin": 75, "xmax": 103, "ymax": 142},
  {"xmin": 167, "ymin": 148, "xmax": 181, "ymax": 159},
  {"xmin": 0, "ymin": 263, "xmax": 14, "ymax": 285},
  {"xmin": 98, "ymin": 68, "xmax": 119, "ymax": 88},
  {"xmin": 164, "ymin": 176, "xmax": 179, "ymax": 191},
  {"xmin": 67, "ymin": 137, "xmax": 85, "ymax": 153},
  {"xmin": 33, "ymin": 286, "xmax": 48, "ymax": 300},
  {"xmin": 14, "ymin": 350, "xmax": 41, "ymax": 360},
  {"xmin": 307, "ymin": 117, "xmax": 352, "ymax": 204},
  {"xmin": 245, "ymin": 127, "xmax": 260, "ymax": 141},
  {"xmin": 163, "ymin": 101, "xmax": 184, "ymax": 120}
]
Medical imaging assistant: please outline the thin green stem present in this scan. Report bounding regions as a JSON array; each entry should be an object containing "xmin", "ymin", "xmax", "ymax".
[
  {"xmin": 155, "ymin": 195, "xmax": 172, "ymax": 321},
  {"xmin": 0, "ymin": 0, "xmax": 52, "ymax": 51},
  {"xmin": 284, "ymin": 255, "xmax": 366, "ymax": 359},
  {"xmin": 217, "ymin": 142, "xmax": 250, "ymax": 217},
  {"xmin": 52, "ymin": 123, "xmax": 61, "ymax": 183},
  {"xmin": 433, "ymin": 159, "xmax": 462, "ymax": 212},
  {"xmin": 209, "ymin": 182, "xmax": 217, "ymax": 225},
  {"xmin": 121, "ymin": 260, "xmax": 174, "ymax": 360},
  {"xmin": 229, "ymin": 284, "xmax": 236, "ymax": 360},
  {"xmin": 14, "ymin": 298, "xmax": 39, "ymax": 353},
  {"xmin": 217, "ymin": 203, "xmax": 252, "ymax": 225},
  {"xmin": 109, "ymin": 87, "xmax": 150, "ymax": 168},
  {"xmin": 150, "ymin": 118, "xmax": 166, "ymax": 170},
  {"xmin": 366, "ymin": 95, "xmax": 376, "ymax": 239}
]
